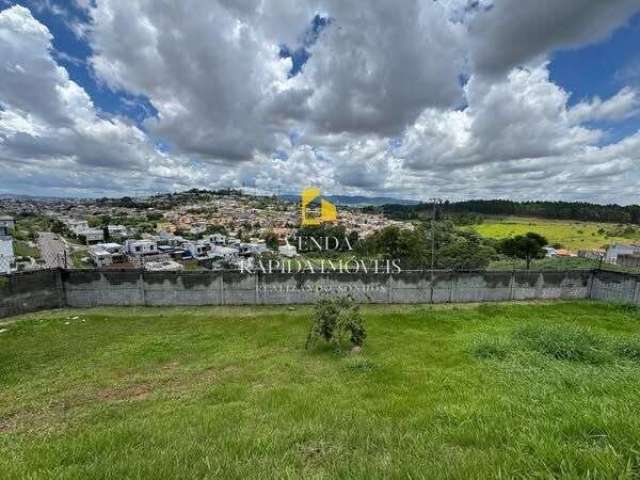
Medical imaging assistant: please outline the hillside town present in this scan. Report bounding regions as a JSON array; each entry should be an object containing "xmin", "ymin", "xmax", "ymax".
[
  {"xmin": 0, "ymin": 191, "xmax": 409, "ymax": 273},
  {"xmin": 1, "ymin": 191, "xmax": 640, "ymax": 275}
]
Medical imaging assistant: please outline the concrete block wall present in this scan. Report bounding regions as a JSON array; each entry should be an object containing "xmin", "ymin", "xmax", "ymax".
[
  {"xmin": 0, "ymin": 270, "xmax": 63, "ymax": 318},
  {"xmin": 61, "ymin": 269, "xmax": 594, "ymax": 308},
  {"xmin": 590, "ymin": 270, "xmax": 640, "ymax": 304},
  {"xmin": 0, "ymin": 268, "xmax": 633, "ymax": 319}
]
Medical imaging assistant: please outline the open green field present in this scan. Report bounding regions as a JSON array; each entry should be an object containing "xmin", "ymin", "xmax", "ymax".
[
  {"xmin": 3, "ymin": 303, "xmax": 640, "ymax": 478},
  {"xmin": 473, "ymin": 216, "xmax": 640, "ymax": 251}
]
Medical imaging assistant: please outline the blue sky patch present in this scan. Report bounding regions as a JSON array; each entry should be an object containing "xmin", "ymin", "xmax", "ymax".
[
  {"xmin": 279, "ymin": 14, "xmax": 330, "ymax": 77},
  {"xmin": 549, "ymin": 12, "xmax": 640, "ymax": 105}
]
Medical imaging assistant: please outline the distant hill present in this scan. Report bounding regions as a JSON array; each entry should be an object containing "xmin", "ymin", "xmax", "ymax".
[
  {"xmin": 0, "ymin": 193, "xmax": 75, "ymax": 201},
  {"xmin": 279, "ymin": 194, "xmax": 419, "ymax": 207}
]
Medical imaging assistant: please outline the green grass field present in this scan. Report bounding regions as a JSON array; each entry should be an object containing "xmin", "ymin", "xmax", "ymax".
[
  {"xmin": 3, "ymin": 303, "xmax": 640, "ymax": 478},
  {"xmin": 473, "ymin": 216, "xmax": 640, "ymax": 251},
  {"xmin": 489, "ymin": 256, "xmax": 600, "ymax": 270},
  {"xmin": 13, "ymin": 240, "xmax": 40, "ymax": 259}
]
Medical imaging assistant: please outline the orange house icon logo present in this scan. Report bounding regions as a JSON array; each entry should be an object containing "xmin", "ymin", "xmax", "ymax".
[{"xmin": 301, "ymin": 187, "xmax": 337, "ymax": 226}]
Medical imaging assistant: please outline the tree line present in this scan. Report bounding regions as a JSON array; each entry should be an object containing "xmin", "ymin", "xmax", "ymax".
[{"xmin": 381, "ymin": 200, "xmax": 640, "ymax": 224}]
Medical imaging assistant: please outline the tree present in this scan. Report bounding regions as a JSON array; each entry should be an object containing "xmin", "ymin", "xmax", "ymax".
[
  {"xmin": 262, "ymin": 230, "xmax": 279, "ymax": 251},
  {"xmin": 499, "ymin": 232, "xmax": 548, "ymax": 269},
  {"xmin": 437, "ymin": 230, "xmax": 495, "ymax": 270},
  {"xmin": 357, "ymin": 222, "xmax": 496, "ymax": 270},
  {"xmin": 51, "ymin": 220, "xmax": 65, "ymax": 235}
]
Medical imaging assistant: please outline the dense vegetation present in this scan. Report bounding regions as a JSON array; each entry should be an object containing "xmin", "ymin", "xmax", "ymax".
[
  {"xmin": 3, "ymin": 303, "xmax": 640, "ymax": 478},
  {"xmin": 383, "ymin": 199, "xmax": 640, "ymax": 224},
  {"xmin": 355, "ymin": 222, "xmax": 497, "ymax": 270}
]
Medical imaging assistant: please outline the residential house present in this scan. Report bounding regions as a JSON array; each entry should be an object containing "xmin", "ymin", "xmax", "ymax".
[
  {"xmin": 606, "ymin": 244, "xmax": 640, "ymax": 264},
  {"xmin": 239, "ymin": 241, "xmax": 268, "ymax": 256},
  {"xmin": 182, "ymin": 240, "xmax": 212, "ymax": 258},
  {"xmin": 278, "ymin": 244, "xmax": 298, "ymax": 258},
  {"xmin": 107, "ymin": 225, "xmax": 129, "ymax": 240},
  {"xmin": 0, "ymin": 215, "xmax": 15, "ymax": 231},
  {"xmin": 0, "ymin": 226, "xmax": 14, "ymax": 274},
  {"xmin": 205, "ymin": 233, "xmax": 226, "ymax": 245},
  {"xmin": 125, "ymin": 239, "xmax": 158, "ymax": 256},
  {"xmin": 617, "ymin": 254, "xmax": 640, "ymax": 268},
  {"xmin": 81, "ymin": 228, "xmax": 105, "ymax": 244},
  {"xmin": 88, "ymin": 243, "xmax": 124, "ymax": 268}
]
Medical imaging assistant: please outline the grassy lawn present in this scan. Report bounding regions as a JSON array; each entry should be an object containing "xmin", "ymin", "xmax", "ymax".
[
  {"xmin": 3, "ymin": 302, "xmax": 640, "ymax": 478},
  {"xmin": 489, "ymin": 256, "xmax": 599, "ymax": 270},
  {"xmin": 472, "ymin": 216, "xmax": 640, "ymax": 250},
  {"xmin": 69, "ymin": 250, "xmax": 91, "ymax": 269},
  {"xmin": 13, "ymin": 240, "xmax": 40, "ymax": 259}
]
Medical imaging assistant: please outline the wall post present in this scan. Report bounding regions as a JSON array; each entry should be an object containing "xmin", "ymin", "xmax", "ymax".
[
  {"xmin": 55, "ymin": 268, "xmax": 66, "ymax": 308},
  {"xmin": 509, "ymin": 270, "xmax": 515, "ymax": 301},
  {"xmin": 220, "ymin": 271, "xmax": 225, "ymax": 305},
  {"xmin": 139, "ymin": 270, "xmax": 146, "ymax": 306}
]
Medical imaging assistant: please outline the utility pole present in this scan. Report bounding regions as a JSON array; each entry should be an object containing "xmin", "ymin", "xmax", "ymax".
[
  {"xmin": 431, "ymin": 200, "xmax": 437, "ymax": 274},
  {"xmin": 429, "ymin": 198, "xmax": 441, "ymax": 303}
]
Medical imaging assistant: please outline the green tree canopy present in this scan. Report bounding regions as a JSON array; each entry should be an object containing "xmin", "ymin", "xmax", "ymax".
[{"xmin": 499, "ymin": 232, "xmax": 548, "ymax": 269}]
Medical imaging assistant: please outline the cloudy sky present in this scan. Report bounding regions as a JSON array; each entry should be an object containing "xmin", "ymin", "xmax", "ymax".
[{"xmin": 1, "ymin": 0, "xmax": 640, "ymax": 203}]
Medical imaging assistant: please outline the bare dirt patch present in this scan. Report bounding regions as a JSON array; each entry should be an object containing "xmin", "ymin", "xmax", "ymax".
[
  {"xmin": 97, "ymin": 384, "xmax": 153, "ymax": 402},
  {"xmin": 0, "ymin": 417, "xmax": 15, "ymax": 433}
]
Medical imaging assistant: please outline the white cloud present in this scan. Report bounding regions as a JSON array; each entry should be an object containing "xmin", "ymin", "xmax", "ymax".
[
  {"xmin": 568, "ymin": 86, "xmax": 640, "ymax": 123},
  {"xmin": 2, "ymin": 1, "xmax": 640, "ymax": 203},
  {"xmin": 0, "ymin": 5, "xmax": 204, "ymax": 195},
  {"xmin": 468, "ymin": 0, "xmax": 640, "ymax": 76}
]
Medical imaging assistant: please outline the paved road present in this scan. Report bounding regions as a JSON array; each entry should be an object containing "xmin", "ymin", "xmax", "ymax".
[{"xmin": 37, "ymin": 232, "xmax": 69, "ymax": 268}]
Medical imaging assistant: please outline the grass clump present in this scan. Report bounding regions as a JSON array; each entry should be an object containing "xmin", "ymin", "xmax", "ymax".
[
  {"xmin": 469, "ymin": 335, "xmax": 512, "ymax": 360},
  {"xmin": 614, "ymin": 336, "xmax": 640, "ymax": 363},
  {"xmin": 514, "ymin": 324, "xmax": 607, "ymax": 364}
]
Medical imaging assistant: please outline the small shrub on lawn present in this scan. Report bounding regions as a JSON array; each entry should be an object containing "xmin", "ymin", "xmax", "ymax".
[
  {"xmin": 514, "ymin": 324, "xmax": 607, "ymax": 364},
  {"xmin": 306, "ymin": 296, "xmax": 366, "ymax": 352}
]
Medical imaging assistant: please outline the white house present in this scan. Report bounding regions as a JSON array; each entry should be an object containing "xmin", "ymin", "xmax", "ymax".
[
  {"xmin": 278, "ymin": 244, "xmax": 298, "ymax": 258},
  {"xmin": 107, "ymin": 225, "xmax": 129, "ymax": 239},
  {"xmin": 0, "ymin": 234, "xmax": 14, "ymax": 274},
  {"xmin": 88, "ymin": 243, "xmax": 123, "ymax": 268},
  {"xmin": 82, "ymin": 228, "xmax": 104, "ymax": 243},
  {"xmin": 156, "ymin": 231, "xmax": 186, "ymax": 247},
  {"xmin": 65, "ymin": 219, "xmax": 103, "ymax": 243},
  {"xmin": 605, "ymin": 244, "xmax": 640, "ymax": 264},
  {"xmin": 66, "ymin": 219, "xmax": 89, "ymax": 234},
  {"xmin": 0, "ymin": 215, "xmax": 15, "ymax": 231},
  {"xmin": 89, "ymin": 248, "xmax": 112, "ymax": 268},
  {"xmin": 226, "ymin": 237, "xmax": 241, "ymax": 246},
  {"xmin": 240, "ymin": 241, "xmax": 268, "ymax": 255},
  {"xmin": 125, "ymin": 239, "xmax": 158, "ymax": 256},
  {"xmin": 182, "ymin": 240, "xmax": 212, "ymax": 258},
  {"xmin": 209, "ymin": 245, "xmax": 238, "ymax": 261},
  {"xmin": 205, "ymin": 233, "xmax": 226, "ymax": 245}
]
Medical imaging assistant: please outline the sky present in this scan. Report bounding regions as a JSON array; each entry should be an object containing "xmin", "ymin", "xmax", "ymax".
[{"xmin": 1, "ymin": 0, "xmax": 640, "ymax": 203}]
